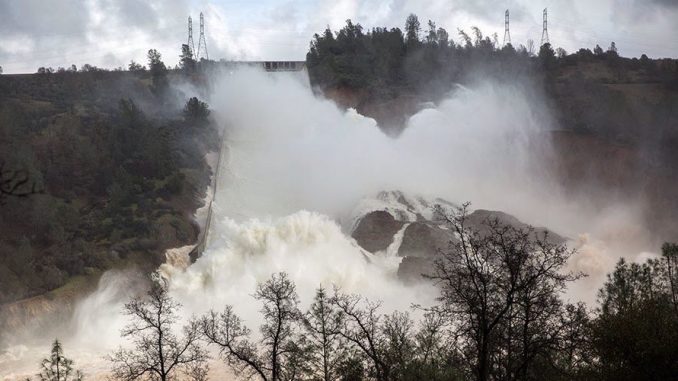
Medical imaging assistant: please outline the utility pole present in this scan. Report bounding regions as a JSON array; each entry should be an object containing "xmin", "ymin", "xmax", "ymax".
[
  {"xmin": 503, "ymin": 9, "xmax": 511, "ymax": 46},
  {"xmin": 197, "ymin": 12, "xmax": 209, "ymax": 61},
  {"xmin": 541, "ymin": 8, "xmax": 550, "ymax": 46},
  {"xmin": 187, "ymin": 16, "xmax": 195, "ymax": 59}
]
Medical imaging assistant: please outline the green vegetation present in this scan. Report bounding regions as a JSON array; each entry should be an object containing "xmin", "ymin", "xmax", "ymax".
[
  {"xmin": 180, "ymin": 44, "xmax": 197, "ymax": 74},
  {"xmin": 184, "ymin": 97, "xmax": 210, "ymax": 123},
  {"xmin": 307, "ymin": 15, "xmax": 539, "ymax": 102},
  {"xmin": 590, "ymin": 244, "xmax": 678, "ymax": 380},
  {"xmin": 0, "ymin": 50, "xmax": 218, "ymax": 304}
]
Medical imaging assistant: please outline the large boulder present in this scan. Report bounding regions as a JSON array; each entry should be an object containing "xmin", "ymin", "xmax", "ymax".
[
  {"xmin": 352, "ymin": 210, "xmax": 405, "ymax": 253},
  {"xmin": 398, "ymin": 222, "xmax": 455, "ymax": 258}
]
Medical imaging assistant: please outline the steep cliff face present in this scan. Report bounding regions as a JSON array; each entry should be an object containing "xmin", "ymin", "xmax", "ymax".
[
  {"xmin": 322, "ymin": 87, "xmax": 423, "ymax": 135},
  {"xmin": 550, "ymin": 131, "xmax": 678, "ymax": 240}
]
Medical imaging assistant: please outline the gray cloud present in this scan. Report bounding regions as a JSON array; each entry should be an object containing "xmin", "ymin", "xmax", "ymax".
[
  {"xmin": 0, "ymin": 0, "xmax": 676, "ymax": 74},
  {"xmin": 651, "ymin": 0, "xmax": 678, "ymax": 8},
  {"xmin": 0, "ymin": 0, "xmax": 88, "ymax": 38},
  {"xmin": 0, "ymin": 0, "xmax": 189, "ymax": 73},
  {"xmin": 99, "ymin": 0, "xmax": 161, "ymax": 30}
]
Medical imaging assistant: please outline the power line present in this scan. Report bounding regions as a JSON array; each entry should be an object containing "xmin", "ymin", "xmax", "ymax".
[
  {"xmin": 197, "ymin": 12, "xmax": 209, "ymax": 60},
  {"xmin": 503, "ymin": 9, "xmax": 511, "ymax": 46},
  {"xmin": 541, "ymin": 8, "xmax": 550, "ymax": 46},
  {"xmin": 188, "ymin": 16, "xmax": 196, "ymax": 59}
]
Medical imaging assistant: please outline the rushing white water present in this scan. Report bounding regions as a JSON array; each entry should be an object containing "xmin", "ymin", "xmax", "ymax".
[
  {"xmin": 0, "ymin": 68, "xmax": 656, "ymax": 380},
  {"xmin": 158, "ymin": 67, "xmax": 547, "ymax": 324}
]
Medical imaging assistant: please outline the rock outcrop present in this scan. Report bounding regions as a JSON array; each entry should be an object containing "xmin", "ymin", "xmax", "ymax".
[
  {"xmin": 351, "ymin": 211, "xmax": 405, "ymax": 253},
  {"xmin": 350, "ymin": 191, "xmax": 565, "ymax": 283}
]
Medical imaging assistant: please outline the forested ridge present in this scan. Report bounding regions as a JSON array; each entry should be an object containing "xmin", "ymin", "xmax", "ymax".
[
  {"xmin": 306, "ymin": 14, "xmax": 678, "ymax": 140},
  {"xmin": 0, "ymin": 50, "xmax": 217, "ymax": 304}
]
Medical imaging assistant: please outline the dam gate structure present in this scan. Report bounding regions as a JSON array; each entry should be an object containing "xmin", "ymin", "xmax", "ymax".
[{"xmin": 218, "ymin": 61, "xmax": 306, "ymax": 72}]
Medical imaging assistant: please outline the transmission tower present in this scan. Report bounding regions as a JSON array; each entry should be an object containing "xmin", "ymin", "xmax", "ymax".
[
  {"xmin": 187, "ymin": 16, "xmax": 195, "ymax": 59},
  {"xmin": 503, "ymin": 9, "xmax": 511, "ymax": 46},
  {"xmin": 197, "ymin": 12, "xmax": 209, "ymax": 60},
  {"xmin": 541, "ymin": 8, "xmax": 550, "ymax": 46}
]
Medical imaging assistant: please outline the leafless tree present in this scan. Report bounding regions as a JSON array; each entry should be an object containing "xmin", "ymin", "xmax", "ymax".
[
  {"xmin": 331, "ymin": 290, "xmax": 390, "ymax": 381},
  {"xmin": 201, "ymin": 306, "xmax": 267, "ymax": 379},
  {"xmin": 413, "ymin": 312, "xmax": 448, "ymax": 366},
  {"xmin": 108, "ymin": 281, "xmax": 207, "ymax": 381},
  {"xmin": 201, "ymin": 272, "xmax": 304, "ymax": 381},
  {"xmin": 526, "ymin": 39, "xmax": 535, "ymax": 56},
  {"xmin": 256, "ymin": 272, "xmax": 303, "ymax": 380},
  {"xmin": 427, "ymin": 203, "xmax": 581, "ymax": 381},
  {"xmin": 380, "ymin": 311, "xmax": 415, "ymax": 380}
]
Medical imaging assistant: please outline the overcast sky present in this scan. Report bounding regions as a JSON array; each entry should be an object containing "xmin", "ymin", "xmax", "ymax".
[{"xmin": 1, "ymin": 0, "xmax": 677, "ymax": 74}]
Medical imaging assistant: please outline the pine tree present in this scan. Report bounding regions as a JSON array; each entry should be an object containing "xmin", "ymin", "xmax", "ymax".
[{"xmin": 37, "ymin": 339, "xmax": 83, "ymax": 381}]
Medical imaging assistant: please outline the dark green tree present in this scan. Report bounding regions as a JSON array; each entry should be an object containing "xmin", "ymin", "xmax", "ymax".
[
  {"xmin": 591, "ymin": 257, "xmax": 678, "ymax": 381},
  {"xmin": 147, "ymin": 49, "xmax": 168, "ymax": 95},
  {"xmin": 127, "ymin": 60, "xmax": 145, "ymax": 72},
  {"xmin": 405, "ymin": 14, "xmax": 421, "ymax": 48},
  {"xmin": 183, "ymin": 97, "xmax": 210, "ymax": 123},
  {"xmin": 607, "ymin": 42, "xmax": 618, "ymax": 56},
  {"xmin": 436, "ymin": 27, "xmax": 450, "ymax": 48},
  {"xmin": 180, "ymin": 44, "xmax": 196, "ymax": 73},
  {"xmin": 302, "ymin": 286, "xmax": 345, "ymax": 381},
  {"xmin": 538, "ymin": 43, "xmax": 556, "ymax": 69},
  {"xmin": 556, "ymin": 47, "xmax": 567, "ymax": 58}
]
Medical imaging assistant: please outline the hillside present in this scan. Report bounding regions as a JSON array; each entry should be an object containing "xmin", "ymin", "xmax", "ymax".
[{"xmin": 0, "ymin": 68, "xmax": 218, "ymax": 305}]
